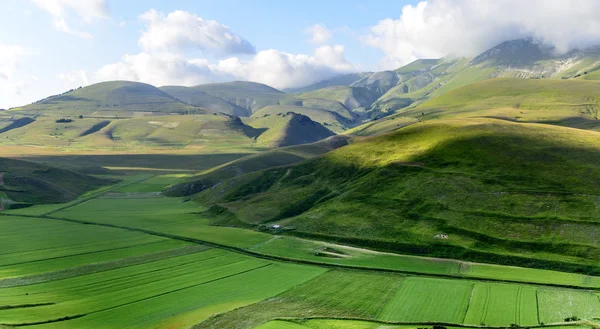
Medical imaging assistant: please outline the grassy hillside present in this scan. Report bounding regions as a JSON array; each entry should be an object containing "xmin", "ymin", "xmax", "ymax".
[
  {"xmin": 195, "ymin": 81, "xmax": 287, "ymax": 113},
  {"xmin": 297, "ymin": 86, "xmax": 378, "ymax": 112},
  {"xmin": 10, "ymin": 81, "xmax": 203, "ymax": 117},
  {"xmin": 194, "ymin": 118, "xmax": 600, "ymax": 274},
  {"xmin": 166, "ymin": 135, "xmax": 351, "ymax": 197},
  {"xmin": 247, "ymin": 112, "xmax": 334, "ymax": 148},
  {"xmin": 0, "ymin": 157, "xmax": 111, "ymax": 206},
  {"xmin": 160, "ymin": 86, "xmax": 249, "ymax": 116},
  {"xmin": 251, "ymin": 105, "xmax": 350, "ymax": 133},
  {"xmin": 409, "ymin": 78, "xmax": 600, "ymax": 130},
  {"xmin": 353, "ymin": 77, "xmax": 600, "ymax": 136},
  {"xmin": 0, "ymin": 114, "xmax": 265, "ymax": 152}
]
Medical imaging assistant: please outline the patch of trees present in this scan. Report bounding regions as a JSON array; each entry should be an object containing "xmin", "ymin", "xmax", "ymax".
[
  {"xmin": 55, "ymin": 118, "xmax": 73, "ymax": 123},
  {"xmin": 564, "ymin": 316, "xmax": 580, "ymax": 322}
]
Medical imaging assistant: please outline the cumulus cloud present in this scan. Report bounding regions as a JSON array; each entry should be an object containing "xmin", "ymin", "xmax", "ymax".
[
  {"xmin": 0, "ymin": 44, "xmax": 26, "ymax": 81},
  {"xmin": 95, "ymin": 52, "xmax": 226, "ymax": 87},
  {"xmin": 216, "ymin": 45, "xmax": 356, "ymax": 89},
  {"xmin": 363, "ymin": 0, "xmax": 600, "ymax": 69},
  {"xmin": 93, "ymin": 45, "xmax": 356, "ymax": 90},
  {"xmin": 57, "ymin": 69, "xmax": 90, "ymax": 86},
  {"xmin": 138, "ymin": 9, "xmax": 255, "ymax": 56},
  {"xmin": 305, "ymin": 24, "xmax": 333, "ymax": 44},
  {"xmin": 82, "ymin": 9, "xmax": 356, "ymax": 90},
  {"xmin": 31, "ymin": 0, "xmax": 109, "ymax": 38}
]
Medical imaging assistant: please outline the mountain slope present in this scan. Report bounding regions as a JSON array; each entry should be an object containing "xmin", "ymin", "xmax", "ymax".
[
  {"xmin": 160, "ymin": 86, "xmax": 249, "ymax": 116},
  {"xmin": 195, "ymin": 81, "xmax": 288, "ymax": 113},
  {"xmin": 194, "ymin": 118, "xmax": 600, "ymax": 273},
  {"xmin": 166, "ymin": 135, "xmax": 351, "ymax": 197},
  {"xmin": 0, "ymin": 157, "xmax": 112, "ymax": 206},
  {"xmin": 247, "ymin": 112, "xmax": 335, "ymax": 147},
  {"xmin": 297, "ymin": 86, "xmax": 379, "ymax": 112},
  {"xmin": 11, "ymin": 81, "xmax": 204, "ymax": 117}
]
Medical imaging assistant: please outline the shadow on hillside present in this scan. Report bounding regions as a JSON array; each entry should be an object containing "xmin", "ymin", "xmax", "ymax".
[{"xmin": 9, "ymin": 153, "xmax": 251, "ymax": 174}]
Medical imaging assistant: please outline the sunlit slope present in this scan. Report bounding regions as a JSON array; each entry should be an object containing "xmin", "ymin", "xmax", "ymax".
[
  {"xmin": 0, "ymin": 157, "xmax": 111, "ymax": 206},
  {"xmin": 10, "ymin": 81, "xmax": 204, "ymax": 117},
  {"xmin": 195, "ymin": 118, "xmax": 600, "ymax": 273},
  {"xmin": 353, "ymin": 78, "xmax": 600, "ymax": 136},
  {"xmin": 0, "ymin": 114, "xmax": 263, "ymax": 151},
  {"xmin": 409, "ymin": 78, "xmax": 600, "ymax": 130}
]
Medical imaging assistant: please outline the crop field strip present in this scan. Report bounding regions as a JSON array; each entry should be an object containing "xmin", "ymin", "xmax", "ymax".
[
  {"xmin": 197, "ymin": 268, "xmax": 600, "ymax": 329},
  {"xmin": 4, "ymin": 196, "xmax": 600, "ymax": 291}
]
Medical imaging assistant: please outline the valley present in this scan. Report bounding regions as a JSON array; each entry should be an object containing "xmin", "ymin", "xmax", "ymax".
[{"xmin": 2, "ymin": 36, "xmax": 600, "ymax": 329}]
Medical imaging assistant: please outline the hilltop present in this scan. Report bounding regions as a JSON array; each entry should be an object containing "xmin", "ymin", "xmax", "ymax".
[
  {"xmin": 191, "ymin": 118, "xmax": 600, "ymax": 274},
  {"xmin": 11, "ymin": 81, "xmax": 205, "ymax": 117}
]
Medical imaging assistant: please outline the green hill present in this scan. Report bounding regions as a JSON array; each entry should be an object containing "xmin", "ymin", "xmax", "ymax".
[
  {"xmin": 166, "ymin": 135, "xmax": 351, "ymax": 197},
  {"xmin": 10, "ymin": 81, "xmax": 204, "ymax": 117},
  {"xmin": 251, "ymin": 105, "xmax": 351, "ymax": 133},
  {"xmin": 297, "ymin": 86, "xmax": 378, "ymax": 112},
  {"xmin": 353, "ymin": 78, "xmax": 600, "ymax": 136},
  {"xmin": 247, "ymin": 112, "xmax": 335, "ymax": 148},
  {"xmin": 0, "ymin": 157, "xmax": 112, "ymax": 207},
  {"xmin": 160, "ymin": 86, "xmax": 249, "ymax": 116},
  {"xmin": 193, "ymin": 118, "xmax": 600, "ymax": 274},
  {"xmin": 195, "ymin": 81, "xmax": 288, "ymax": 113}
]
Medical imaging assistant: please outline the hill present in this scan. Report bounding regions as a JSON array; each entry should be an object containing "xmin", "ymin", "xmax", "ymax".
[
  {"xmin": 251, "ymin": 105, "xmax": 351, "ymax": 133},
  {"xmin": 247, "ymin": 112, "xmax": 335, "ymax": 147},
  {"xmin": 293, "ymin": 39, "xmax": 600, "ymax": 118},
  {"xmin": 194, "ymin": 81, "xmax": 288, "ymax": 113},
  {"xmin": 166, "ymin": 135, "xmax": 351, "ymax": 197},
  {"xmin": 193, "ymin": 118, "xmax": 600, "ymax": 274},
  {"xmin": 297, "ymin": 86, "xmax": 378, "ymax": 112},
  {"xmin": 10, "ymin": 81, "xmax": 204, "ymax": 117},
  {"xmin": 160, "ymin": 86, "xmax": 249, "ymax": 116},
  {"xmin": 0, "ymin": 157, "xmax": 112, "ymax": 207}
]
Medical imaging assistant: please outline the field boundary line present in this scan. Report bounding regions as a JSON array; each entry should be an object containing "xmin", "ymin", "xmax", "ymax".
[
  {"xmin": 0, "ymin": 240, "xmax": 168, "ymax": 267},
  {"xmin": 0, "ymin": 244, "xmax": 211, "ymax": 288},
  {"xmin": 3, "ymin": 212, "xmax": 600, "ymax": 291},
  {"xmin": 41, "ymin": 175, "xmax": 156, "ymax": 216},
  {"xmin": 269, "ymin": 316, "xmax": 582, "ymax": 329}
]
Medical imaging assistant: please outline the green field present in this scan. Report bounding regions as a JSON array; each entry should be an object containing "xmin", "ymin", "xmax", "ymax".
[{"xmin": 378, "ymin": 277, "xmax": 472, "ymax": 323}]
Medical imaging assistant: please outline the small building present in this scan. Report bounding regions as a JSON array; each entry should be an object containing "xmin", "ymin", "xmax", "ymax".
[{"xmin": 272, "ymin": 224, "xmax": 281, "ymax": 229}]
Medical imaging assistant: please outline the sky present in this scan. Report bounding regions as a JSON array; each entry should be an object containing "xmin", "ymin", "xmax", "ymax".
[{"xmin": 2, "ymin": 0, "xmax": 600, "ymax": 109}]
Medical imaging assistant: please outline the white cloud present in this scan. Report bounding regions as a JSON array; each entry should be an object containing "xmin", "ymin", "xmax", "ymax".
[
  {"xmin": 95, "ymin": 52, "xmax": 226, "ymax": 87},
  {"xmin": 0, "ymin": 44, "xmax": 27, "ymax": 81},
  {"xmin": 31, "ymin": 0, "xmax": 109, "ymax": 38},
  {"xmin": 92, "ymin": 45, "xmax": 356, "ymax": 90},
  {"xmin": 217, "ymin": 45, "xmax": 356, "ymax": 89},
  {"xmin": 138, "ymin": 9, "xmax": 255, "ymax": 56},
  {"xmin": 305, "ymin": 24, "xmax": 333, "ymax": 44},
  {"xmin": 363, "ymin": 0, "xmax": 600, "ymax": 69},
  {"xmin": 57, "ymin": 69, "xmax": 90, "ymax": 87}
]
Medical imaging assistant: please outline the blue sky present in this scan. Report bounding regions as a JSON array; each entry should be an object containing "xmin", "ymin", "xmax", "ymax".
[
  {"xmin": 2, "ymin": 0, "xmax": 600, "ymax": 109},
  {"xmin": 0, "ymin": 0, "xmax": 415, "ymax": 108}
]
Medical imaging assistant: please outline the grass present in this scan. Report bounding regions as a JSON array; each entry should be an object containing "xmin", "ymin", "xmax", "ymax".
[
  {"xmin": 54, "ymin": 195, "xmax": 272, "ymax": 248},
  {"xmin": 378, "ymin": 277, "xmax": 472, "ymax": 323},
  {"xmin": 0, "ymin": 248, "xmax": 324, "ymax": 329},
  {"xmin": 0, "ymin": 157, "xmax": 112, "ymax": 205},
  {"xmin": 537, "ymin": 288, "xmax": 600, "ymax": 324},
  {"xmin": 463, "ymin": 283, "xmax": 538, "ymax": 326},
  {"xmin": 196, "ymin": 270, "xmax": 402, "ymax": 329},
  {"xmin": 0, "ymin": 215, "xmax": 187, "ymax": 279},
  {"xmin": 192, "ymin": 118, "xmax": 600, "ymax": 274},
  {"xmin": 10, "ymin": 81, "xmax": 201, "ymax": 117}
]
